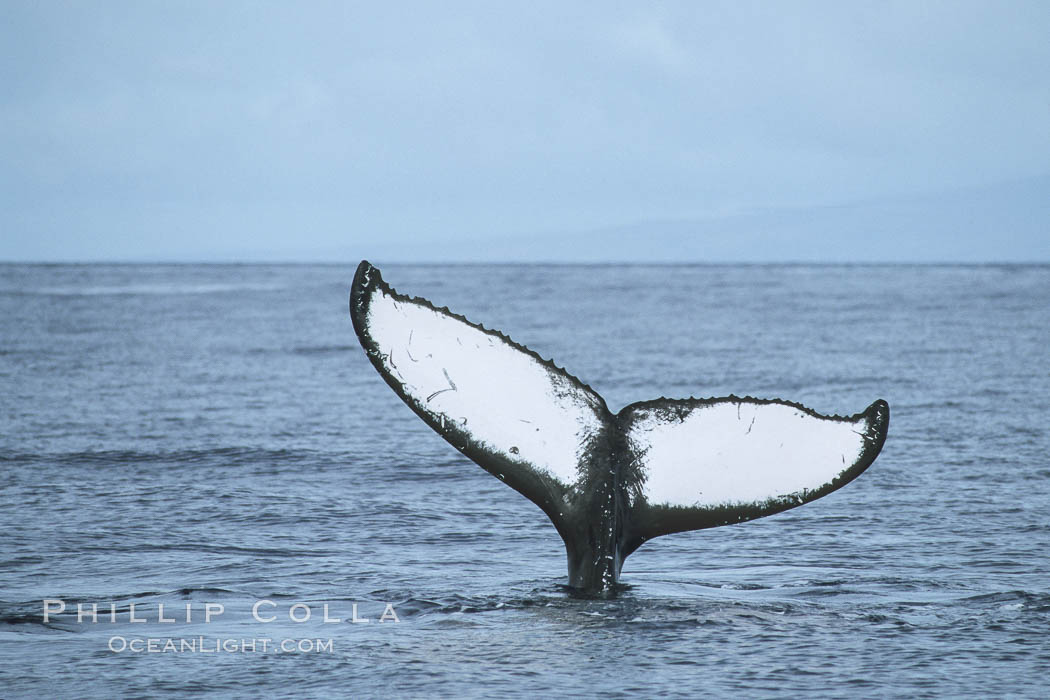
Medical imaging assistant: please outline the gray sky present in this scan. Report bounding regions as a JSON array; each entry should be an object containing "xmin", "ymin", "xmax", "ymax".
[{"xmin": 2, "ymin": 1, "xmax": 1048, "ymax": 262}]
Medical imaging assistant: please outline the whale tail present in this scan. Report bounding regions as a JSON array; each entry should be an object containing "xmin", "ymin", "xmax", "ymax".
[{"xmin": 350, "ymin": 261, "xmax": 888, "ymax": 592}]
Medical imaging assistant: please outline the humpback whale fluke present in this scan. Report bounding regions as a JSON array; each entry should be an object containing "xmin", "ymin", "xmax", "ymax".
[{"xmin": 349, "ymin": 261, "xmax": 889, "ymax": 593}]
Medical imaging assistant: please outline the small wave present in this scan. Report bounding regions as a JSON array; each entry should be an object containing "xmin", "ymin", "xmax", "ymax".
[
  {"xmin": 0, "ymin": 600, "xmax": 58, "ymax": 629},
  {"xmin": 291, "ymin": 345, "xmax": 359, "ymax": 355},
  {"xmin": 13, "ymin": 283, "xmax": 284, "ymax": 297},
  {"xmin": 0, "ymin": 447, "xmax": 349, "ymax": 468},
  {"xmin": 959, "ymin": 590, "xmax": 1050, "ymax": 608},
  {"xmin": 174, "ymin": 587, "xmax": 239, "ymax": 597}
]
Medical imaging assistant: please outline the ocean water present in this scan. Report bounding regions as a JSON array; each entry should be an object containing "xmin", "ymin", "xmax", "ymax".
[{"xmin": 1, "ymin": 263, "xmax": 1048, "ymax": 698}]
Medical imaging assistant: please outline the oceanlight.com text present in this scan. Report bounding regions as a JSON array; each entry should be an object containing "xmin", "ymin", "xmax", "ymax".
[{"xmin": 107, "ymin": 636, "xmax": 335, "ymax": 654}]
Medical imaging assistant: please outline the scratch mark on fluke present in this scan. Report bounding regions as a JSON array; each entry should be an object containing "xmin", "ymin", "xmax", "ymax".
[{"xmin": 349, "ymin": 260, "xmax": 889, "ymax": 594}]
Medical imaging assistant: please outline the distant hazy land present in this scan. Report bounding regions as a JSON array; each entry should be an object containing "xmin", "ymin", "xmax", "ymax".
[{"xmin": 182, "ymin": 175, "xmax": 1050, "ymax": 264}]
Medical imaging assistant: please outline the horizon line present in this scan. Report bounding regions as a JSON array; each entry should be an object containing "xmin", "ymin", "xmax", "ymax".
[{"xmin": 2, "ymin": 259, "xmax": 1049, "ymax": 267}]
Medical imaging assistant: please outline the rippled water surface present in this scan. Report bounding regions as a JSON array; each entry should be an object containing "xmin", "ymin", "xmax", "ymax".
[{"xmin": 2, "ymin": 263, "xmax": 1048, "ymax": 698}]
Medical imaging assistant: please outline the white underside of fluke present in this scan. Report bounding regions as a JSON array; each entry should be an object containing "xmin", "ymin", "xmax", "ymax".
[
  {"xmin": 364, "ymin": 283, "xmax": 606, "ymax": 487},
  {"xmin": 625, "ymin": 400, "xmax": 871, "ymax": 509}
]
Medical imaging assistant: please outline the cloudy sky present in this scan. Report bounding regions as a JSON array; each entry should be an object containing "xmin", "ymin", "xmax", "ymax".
[{"xmin": 2, "ymin": 1, "xmax": 1048, "ymax": 261}]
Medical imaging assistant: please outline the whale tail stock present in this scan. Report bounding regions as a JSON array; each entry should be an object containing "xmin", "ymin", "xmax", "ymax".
[{"xmin": 349, "ymin": 260, "xmax": 889, "ymax": 593}]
